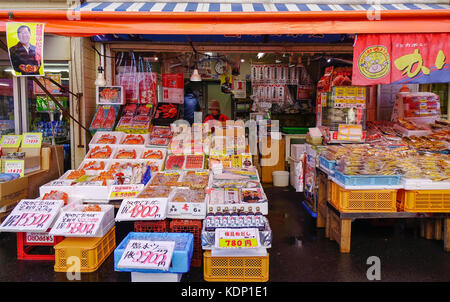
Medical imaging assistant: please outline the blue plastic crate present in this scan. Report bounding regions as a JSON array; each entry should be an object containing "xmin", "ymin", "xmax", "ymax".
[
  {"xmin": 319, "ymin": 156, "xmax": 336, "ymax": 171},
  {"xmin": 334, "ymin": 170, "xmax": 402, "ymax": 186},
  {"xmin": 114, "ymin": 232, "xmax": 194, "ymax": 274}
]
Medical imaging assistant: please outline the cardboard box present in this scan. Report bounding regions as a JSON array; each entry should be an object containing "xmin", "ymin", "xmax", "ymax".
[{"xmin": 0, "ymin": 176, "xmax": 28, "ymax": 207}]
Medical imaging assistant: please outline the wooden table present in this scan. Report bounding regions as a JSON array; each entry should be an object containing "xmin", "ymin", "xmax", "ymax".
[{"xmin": 325, "ymin": 201, "xmax": 450, "ymax": 253}]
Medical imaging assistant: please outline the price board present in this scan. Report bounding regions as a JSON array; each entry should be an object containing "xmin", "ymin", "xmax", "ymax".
[
  {"xmin": 49, "ymin": 211, "xmax": 106, "ymax": 237},
  {"xmin": 21, "ymin": 132, "xmax": 42, "ymax": 148},
  {"xmin": 4, "ymin": 160, "xmax": 25, "ymax": 177},
  {"xmin": 0, "ymin": 135, "xmax": 22, "ymax": 148},
  {"xmin": 0, "ymin": 199, "xmax": 64, "ymax": 233},
  {"xmin": 117, "ymin": 240, "xmax": 175, "ymax": 271},
  {"xmin": 108, "ymin": 184, "xmax": 144, "ymax": 200},
  {"xmin": 337, "ymin": 124, "xmax": 363, "ymax": 141},
  {"xmin": 115, "ymin": 198, "xmax": 168, "ymax": 222},
  {"xmin": 215, "ymin": 228, "xmax": 260, "ymax": 249}
]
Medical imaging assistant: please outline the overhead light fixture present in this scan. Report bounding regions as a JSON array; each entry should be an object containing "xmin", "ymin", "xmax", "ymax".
[
  {"xmin": 241, "ymin": 58, "xmax": 245, "ymax": 63},
  {"xmin": 327, "ymin": 58, "xmax": 332, "ymax": 63},
  {"xmin": 204, "ymin": 52, "xmax": 213, "ymax": 57},
  {"xmin": 95, "ymin": 64, "xmax": 106, "ymax": 86},
  {"xmin": 190, "ymin": 69, "xmax": 202, "ymax": 82},
  {"xmin": 257, "ymin": 53, "xmax": 265, "ymax": 60}
]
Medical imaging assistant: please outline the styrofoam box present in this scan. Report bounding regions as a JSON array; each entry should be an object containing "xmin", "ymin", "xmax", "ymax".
[
  {"xmin": 78, "ymin": 160, "xmax": 111, "ymax": 175},
  {"xmin": 119, "ymin": 133, "xmax": 150, "ymax": 146},
  {"xmin": 52, "ymin": 202, "xmax": 115, "ymax": 238},
  {"xmin": 166, "ymin": 187, "xmax": 207, "ymax": 220},
  {"xmin": 140, "ymin": 147, "xmax": 168, "ymax": 161},
  {"xmin": 131, "ymin": 272, "xmax": 182, "ymax": 282},
  {"xmin": 85, "ymin": 145, "xmax": 117, "ymax": 160},
  {"xmin": 402, "ymin": 178, "xmax": 450, "ymax": 190},
  {"xmin": 206, "ymin": 190, "xmax": 268, "ymax": 215},
  {"xmin": 72, "ymin": 181, "xmax": 114, "ymax": 200},
  {"xmin": 39, "ymin": 179, "xmax": 78, "ymax": 204},
  {"xmin": 89, "ymin": 131, "xmax": 124, "ymax": 148},
  {"xmin": 111, "ymin": 146, "xmax": 144, "ymax": 160},
  {"xmin": 291, "ymin": 144, "xmax": 307, "ymax": 160},
  {"xmin": 393, "ymin": 124, "xmax": 432, "ymax": 137}
]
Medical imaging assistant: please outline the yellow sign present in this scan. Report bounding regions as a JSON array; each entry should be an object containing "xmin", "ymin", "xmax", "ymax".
[
  {"xmin": 6, "ymin": 23, "xmax": 45, "ymax": 76},
  {"xmin": 4, "ymin": 159, "xmax": 25, "ymax": 177},
  {"xmin": 1, "ymin": 135, "xmax": 22, "ymax": 148},
  {"xmin": 358, "ymin": 45, "xmax": 390, "ymax": 80},
  {"xmin": 218, "ymin": 238, "xmax": 259, "ymax": 248},
  {"xmin": 338, "ymin": 124, "xmax": 363, "ymax": 141},
  {"xmin": 21, "ymin": 133, "xmax": 42, "ymax": 148}
]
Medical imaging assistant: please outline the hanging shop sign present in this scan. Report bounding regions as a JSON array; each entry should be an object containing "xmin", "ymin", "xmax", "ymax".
[
  {"xmin": 0, "ymin": 199, "xmax": 63, "ymax": 233},
  {"xmin": 233, "ymin": 80, "xmax": 246, "ymax": 99},
  {"xmin": 215, "ymin": 228, "xmax": 260, "ymax": 249},
  {"xmin": 115, "ymin": 198, "xmax": 168, "ymax": 222},
  {"xmin": 353, "ymin": 33, "xmax": 450, "ymax": 85},
  {"xmin": 33, "ymin": 74, "xmax": 61, "ymax": 95},
  {"xmin": 162, "ymin": 73, "xmax": 184, "ymax": 104},
  {"xmin": 117, "ymin": 240, "xmax": 175, "ymax": 271},
  {"xmin": 6, "ymin": 22, "xmax": 44, "ymax": 76},
  {"xmin": 96, "ymin": 86, "xmax": 124, "ymax": 105}
]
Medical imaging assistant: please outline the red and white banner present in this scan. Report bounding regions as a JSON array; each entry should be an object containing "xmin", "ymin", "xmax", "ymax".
[{"xmin": 353, "ymin": 33, "xmax": 450, "ymax": 85}]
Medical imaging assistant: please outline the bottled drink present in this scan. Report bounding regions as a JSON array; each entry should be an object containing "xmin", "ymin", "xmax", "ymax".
[
  {"xmin": 237, "ymin": 206, "xmax": 246, "ymax": 228},
  {"xmin": 246, "ymin": 207, "xmax": 254, "ymax": 228},
  {"xmin": 205, "ymin": 207, "xmax": 215, "ymax": 232},
  {"xmin": 255, "ymin": 206, "xmax": 264, "ymax": 231},
  {"xmin": 222, "ymin": 207, "xmax": 231, "ymax": 228},
  {"xmin": 230, "ymin": 207, "xmax": 238, "ymax": 228},
  {"xmin": 214, "ymin": 207, "xmax": 222, "ymax": 229}
]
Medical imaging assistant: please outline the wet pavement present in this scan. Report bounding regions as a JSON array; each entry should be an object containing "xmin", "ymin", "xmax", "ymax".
[{"xmin": 0, "ymin": 186, "xmax": 449, "ymax": 282}]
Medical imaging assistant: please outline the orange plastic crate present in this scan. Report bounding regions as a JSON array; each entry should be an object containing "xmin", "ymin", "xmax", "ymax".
[
  {"xmin": 203, "ymin": 250, "xmax": 269, "ymax": 282},
  {"xmin": 134, "ymin": 220, "xmax": 170, "ymax": 233},
  {"xmin": 331, "ymin": 181, "xmax": 397, "ymax": 213},
  {"xmin": 54, "ymin": 226, "xmax": 116, "ymax": 273},
  {"xmin": 170, "ymin": 219, "xmax": 202, "ymax": 267},
  {"xmin": 398, "ymin": 189, "xmax": 450, "ymax": 212}
]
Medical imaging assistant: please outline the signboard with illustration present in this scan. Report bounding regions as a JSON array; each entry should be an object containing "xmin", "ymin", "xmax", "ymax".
[
  {"xmin": 6, "ymin": 23, "xmax": 44, "ymax": 76},
  {"xmin": 353, "ymin": 33, "xmax": 449, "ymax": 85}
]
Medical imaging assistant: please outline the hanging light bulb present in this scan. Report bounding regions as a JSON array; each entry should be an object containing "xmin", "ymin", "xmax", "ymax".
[
  {"xmin": 190, "ymin": 69, "xmax": 202, "ymax": 82},
  {"xmin": 95, "ymin": 65, "xmax": 106, "ymax": 86}
]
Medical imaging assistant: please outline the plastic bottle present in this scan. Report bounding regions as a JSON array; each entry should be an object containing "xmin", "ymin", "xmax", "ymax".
[
  {"xmin": 246, "ymin": 206, "xmax": 254, "ymax": 228},
  {"xmin": 255, "ymin": 206, "xmax": 264, "ymax": 231},
  {"xmin": 222, "ymin": 207, "xmax": 231, "ymax": 228},
  {"xmin": 237, "ymin": 206, "xmax": 246, "ymax": 228},
  {"xmin": 214, "ymin": 207, "xmax": 222, "ymax": 229},
  {"xmin": 205, "ymin": 207, "xmax": 215, "ymax": 232},
  {"xmin": 230, "ymin": 206, "xmax": 238, "ymax": 228}
]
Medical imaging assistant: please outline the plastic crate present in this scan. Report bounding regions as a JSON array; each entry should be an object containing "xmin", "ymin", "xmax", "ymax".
[
  {"xmin": 282, "ymin": 127, "xmax": 309, "ymax": 134},
  {"xmin": 134, "ymin": 220, "xmax": 170, "ymax": 233},
  {"xmin": 17, "ymin": 231, "xmax": 65, "ymax": 261},
  {"xmin": 203, "ymin": 250, "xmax": 269, "ymax": 282},
  {"xmin": 334, "ymin": 170, "xmax": 401, "ymax": 186},
  {"xmin": 114, "ymin": 232, "xmax": 194, "ymax": 274},
  {"xmin": 54, "ymin": 226, "xmax": 116, "ymax": 273},
  {"xmin": 319, "ymin": 156, "xmax": 336, "ymax": 172},
  {"xmin": 398, "ymin": 189, "xmax": 450, "ymax": 212},
  {"xmin": 331, "ymin": 182, "xmax": 397, "ymax": 213},
  {"xmin": 170, "ymin": 219, "xmax": 202, "ymax": 267}
]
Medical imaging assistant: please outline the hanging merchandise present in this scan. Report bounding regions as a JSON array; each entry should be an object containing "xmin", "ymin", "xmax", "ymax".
[{"xmin": 162, "ymin": 73, "xmax": 184, "ymax": 104}]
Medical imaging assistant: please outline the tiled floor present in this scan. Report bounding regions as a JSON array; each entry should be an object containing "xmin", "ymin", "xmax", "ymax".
[{"xmin": 0, "ymin": 186, "xmax": 449, "ymax": 282}]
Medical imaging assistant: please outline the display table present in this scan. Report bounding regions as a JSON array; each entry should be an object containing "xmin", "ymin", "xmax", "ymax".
[{"xmin": 325, "ymin": 201, "xmax": 450, "ymax": 253}]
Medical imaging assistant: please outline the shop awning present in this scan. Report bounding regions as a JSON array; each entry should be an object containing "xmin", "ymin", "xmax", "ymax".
[{"xmin": 0, "ymin": 2, "xmax": 449, "ymax": 36}]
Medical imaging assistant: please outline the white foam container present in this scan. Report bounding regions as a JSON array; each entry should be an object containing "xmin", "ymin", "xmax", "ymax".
[
  {"xmin": 393, "ymin": 124, "xmax": 432, "ymax": 137},
  {"xmin": 131, "ymin": 272, "xmax": 182, "ymax": 282},
  {"xmin": 89, "ymin": 131, "xmax": 124, "ymax": 148},
  {"xmin": 401, "ymin": 178, "xmax": 450, "ymax": 190},
  {"xmin": 166, "ymin": 187, "xmax": 207, "ymax": 220},
  {"xmin": 118, "ymin": 133, "xmax": 150, "ymax": 146},
  {"xmin": 111, "ymin": 146, "xmax": 144, "ymax": 160}
]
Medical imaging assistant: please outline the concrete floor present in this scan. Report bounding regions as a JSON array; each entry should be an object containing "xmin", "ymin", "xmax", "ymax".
[{"xmin": 0, "ymin": 186, "xmax": 449, "ymax": 282}]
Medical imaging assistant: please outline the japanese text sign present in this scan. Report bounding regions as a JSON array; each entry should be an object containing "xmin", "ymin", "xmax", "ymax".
[
  {"xmin": 117, "ymin": 240, "xmax": 175, "ymax": 271},
  {"xmin": 4, "ymin": 160, "xmax": 25, "ymax": 177},
  {"xmin": 338, "ymin": 124, "xmax": 363, "ymax": 141},
  {"xmin": 21, "ymin": 132, "xmax": 42, "ymax": 148},
  {"xmin": 108, "ymin": 184, "xmax": 144, "ymax": 200},
  {"xmin": 115, "ymin": 198, "xmax": 168, "ymax": 222},
  {"xmin": 0, "ymin": 199, "xmax": 63, "ymax": 233},
  {"xmin": 215, "ymin": 228, "xmax": 260, "ymax": 249},
  {"xmin": 49, "ymin": 211, "xmax": 105, "ymax": 237},
  {"xmin": 1, "ymin": 135, "xmax": 22, "ymax": 148},
  {"xmin": 353, "ymin": 33, "xmax": 449, "ymax": 85}
]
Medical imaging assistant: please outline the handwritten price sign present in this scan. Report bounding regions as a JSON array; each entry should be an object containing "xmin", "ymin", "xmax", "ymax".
[
  {"xmin": 22, "ymin": 133, "xmax": 42, "ymax": 148},
  {"xmin": 115, "ymin": 198, "xmax": 168, "ymax": 222},
  {"xmin": 108, "ymin": 184, "xmax": 144, "ymax": 200},
  {"xmin": 0, "ymin": 135, "xmax": 22, "ymax": 148},
  {"xmin": 0, "ymin": 199, "xmax": 63, "ymax": 233},
  {"xmin": 49, "ymin": 211, "xmax": 105, "ymax": 237},
  {"xmin": 215, "ymin": 228, "xmax": 260, "ymax": 249},
  {"xmin": 117, "ymin": 240, "xmax": 175, "ymax": 271},
  {"xmin": 4, "ymin": 160, "xmax": 25, "ymax": 177}
]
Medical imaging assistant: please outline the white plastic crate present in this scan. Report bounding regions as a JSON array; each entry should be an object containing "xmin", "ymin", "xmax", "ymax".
[{"xmin": 402, "ymin": 178, "xmax": 450, "ymax": 190}]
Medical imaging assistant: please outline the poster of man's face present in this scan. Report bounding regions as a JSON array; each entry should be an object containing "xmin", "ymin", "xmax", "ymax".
[{"xmin": 6, "ymin": 23, "xmax": 44, "ymax": 76}]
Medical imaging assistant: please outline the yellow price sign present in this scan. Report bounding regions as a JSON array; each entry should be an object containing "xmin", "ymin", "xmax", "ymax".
[
  {"xmin": 1, "ymin": 135, "xmax": 22, "ymax": 148},
  {"xmin": 218, "ymin": 238, "xmax": 259, "ymax": 248}
]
